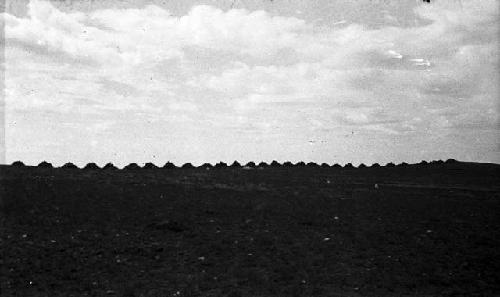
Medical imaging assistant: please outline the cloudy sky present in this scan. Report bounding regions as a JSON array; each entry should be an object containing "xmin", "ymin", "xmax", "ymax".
[{"xmin": 2, "ymin": 0, "xmax": 499, "ymax": 167}]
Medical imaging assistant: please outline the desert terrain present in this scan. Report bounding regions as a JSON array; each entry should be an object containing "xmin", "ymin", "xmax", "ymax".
[{"xmin": 1, "ymin": 161, "xmax": 499, "ymax": 296}]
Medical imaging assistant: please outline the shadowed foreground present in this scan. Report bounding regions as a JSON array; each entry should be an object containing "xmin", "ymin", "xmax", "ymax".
[{"xmin": 1, "ymin": 162, "xmax": 499, "ymax": 296}]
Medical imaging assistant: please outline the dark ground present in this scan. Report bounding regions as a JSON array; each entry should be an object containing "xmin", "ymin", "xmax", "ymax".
[{"xmin": 1, "ymin": 162, "xmax": 500, "ymax": 297}]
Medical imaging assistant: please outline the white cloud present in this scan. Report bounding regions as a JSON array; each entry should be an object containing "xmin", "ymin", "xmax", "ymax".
[
  {"xmin": 387, "ymin": 50, "xmax": 403, "ymax": 59},
  {"xmin": 2, "ymin": 0, "xmax": 499, "ymax": 164},
  {"xmin": 4, "ymin": 1, "xmax": 308, "ymax": 66},
  {"xmin": 4, "ymin": 1, "xmax": 121, "ymax": 64},
  {"xmin": 4, "ymin": 1, "xmax": 498, "ymax": 114}
]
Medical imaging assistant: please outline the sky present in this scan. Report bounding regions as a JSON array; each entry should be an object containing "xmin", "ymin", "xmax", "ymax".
[{"xmin": 1, "ymin": 0, "xmax": 499, "ymax": 167}]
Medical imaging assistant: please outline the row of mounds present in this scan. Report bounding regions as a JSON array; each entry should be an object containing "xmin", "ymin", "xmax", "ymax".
[{"xmin": 10, "ymin": 159, "xmax": 460, "ymax": 170}]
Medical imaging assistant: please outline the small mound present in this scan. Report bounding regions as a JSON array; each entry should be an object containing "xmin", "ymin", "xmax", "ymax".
[
  {"xmin": 214, "ymin": 162, "xmax": 227, "ymax": 168},
  {"xmin": 230, "ymin": 161, "xmax": 242, "ymax": 168},
  {"xmin": 83, "ymin": 163, "xmax": 100, "ymax": 170},
  {"xmin": 103, "ymin": 163, "xmax": 118, "ymax": 170},
  {"xmin": 124, "ymin": 163, "xmax": 141, "ymax": 170},
  {"xmin": 143, "ymin": 162, "xmax": 158, "ymax": 169},
  {"xmin": 162, "ymin": 162, "xmax": 176, "ymax": 169},
  {"xmin": 199, "ymin": 163, "xmax": 213, "ymax": 169},
  {"xmin": 38, "ymin": 161, "xmax": 53, "ymax": 168},
  {"xmin": 62, "ymin": 162, "xmax": 79, "ymax": 169},
  {"xmin": 258, "ymin": 162, "xmax": 269, "ymax": 168},
  {"xmin": 11, "ymin": 161, "xmax": 25, "ymax": 167},
  {"xmin": 181, "ymin": 163, "xmax": 194, "ymax": 169},
  {"xmin": 245, "ymin": 161, "xmax": 256, "ymax": 168}
]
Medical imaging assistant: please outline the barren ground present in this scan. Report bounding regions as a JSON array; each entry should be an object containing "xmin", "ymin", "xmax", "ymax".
[{"xmin": 1, "ymin": 162, "xmax": 499, "ymax": 296}]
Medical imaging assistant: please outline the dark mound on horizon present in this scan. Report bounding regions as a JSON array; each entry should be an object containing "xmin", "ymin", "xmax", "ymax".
[
  {"xmin": 11, "ymin": 161, "xmax": 25, "ymax": 167},
  {"xmin": 37, "ymin": 161, "xmax": 53, "ymax": 168},
  {"xmin": 1, "ymin": 160, "xmax": 499, "ymax": 296},
  {"xmin": 163, "ymin": 162, "xmax": 177, "ymax": 169},
  {"xmin": 62, "ymin": 162, "xmax": 79, "ymax": 169},
  {"xmin": 214, "ymin": 162, "xmax": 228, "ymax": 169},
  {"xmin": 143, "ymin": 162, "xmax": 158, "ymax": 170},
  {"xmin": 83, "ymin": 163, "xmax": 100, "ymax": 170},
  {"xmin": 181, "ymin": 163, "xmax": 195, "ymax": 169},
  {"xmin": 123, "ymin": 163, "xmax": 141, "ymax": 170},
  {"xmin": 230, "ymin": 161, "xmax": 242, "ymax": 168},
  {"xmin": 199, "ymin": 163, "xmax": 213, "ymax": 169},
  {"xmin": 103, "ymin": 163, "xmax": 118, "ymax": 170}
]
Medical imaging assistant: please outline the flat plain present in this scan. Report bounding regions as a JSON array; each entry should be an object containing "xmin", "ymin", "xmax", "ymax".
[{"xmin": 1, "ymin": 162, "xmax": 499, "ymax": 296}]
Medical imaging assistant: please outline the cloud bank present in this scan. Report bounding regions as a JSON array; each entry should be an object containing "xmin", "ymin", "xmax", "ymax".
[{"xmin": 2, "ymin": 0, "xmax": 499, "ymax": 165}]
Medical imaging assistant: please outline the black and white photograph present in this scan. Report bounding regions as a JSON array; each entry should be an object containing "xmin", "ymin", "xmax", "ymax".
[{"xmin": 1, "ymin": 0, "xmax": 499, "ymax": 296}]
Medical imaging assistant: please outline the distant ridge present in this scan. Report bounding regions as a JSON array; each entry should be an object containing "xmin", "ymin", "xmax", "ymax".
[{"xmin": 3, "ymin": 158, "xmax": 481, "ymax": 171}]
